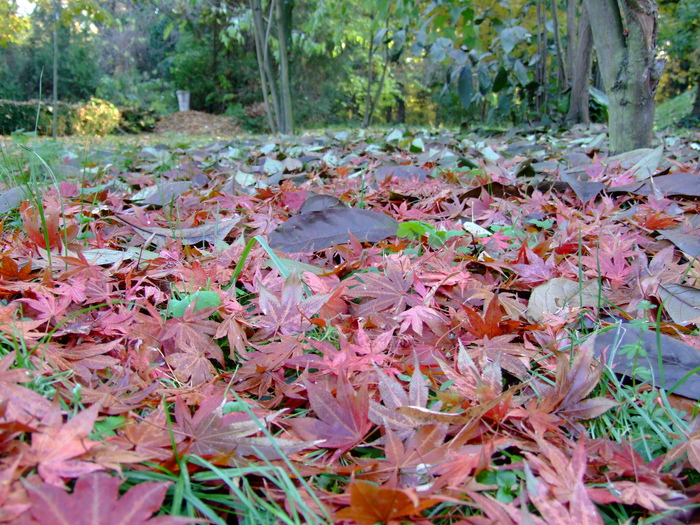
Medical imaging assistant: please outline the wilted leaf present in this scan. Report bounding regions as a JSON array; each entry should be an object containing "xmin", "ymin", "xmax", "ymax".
[
  {"xmin": 560, "ymin": 172, "xmax": 605, "ymax": 203},
  {"xmin": 268, "ymin": 207, "xmax": 398, "ymax": 253},
  {"xmin": 298, "ymin": 194, "xmax": 345, "ymax": 213},
  {"xmin": 610, "ymin": 173, "xmax": 700, "ymax": 197},
  {"xmin": 288, "ymin": 375, "xmax": 371, "ymax": 454},
  {"xmin": 118, "ymin": 214, "xmax": 239, "ymax": 247},
  {"xmin": 255, "ymin": 272, "xmax": 330, "ymax": 338},
  {"xmin": 131, "ymin": 181, "xmax": 191, "ymax": 206},
  {"xmin": 22, "ymin": 404, "xmax": 103, "ymax": 486},
  {"xmin": 657, "ymin": 283, "xmax": 700, "ymax": 325},
  {"xmin": 0, "ymin": 186, "xmax": 33, "ymax": 214},
  {"xmin": 593, "ymin": 323, "xmax": 700, "ymax": 400},
  {"xmin": 527, "ymin": 278, "xmax": 601, "ymax": 322},
  {"xmin": 657, "ymin": 229, "xmax": 700, "ymax": 258},
  {"xmin": 374, "ymin": 165, "xmax": 429, "ymax": 182}
]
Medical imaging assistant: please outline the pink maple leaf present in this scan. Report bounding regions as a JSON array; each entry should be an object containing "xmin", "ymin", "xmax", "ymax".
[{"xmin": 16, "ymin": 472, "xmax": 196, "ymax": 525}]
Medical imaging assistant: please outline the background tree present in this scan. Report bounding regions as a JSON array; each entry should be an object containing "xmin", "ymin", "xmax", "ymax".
[
  {"xmin": 583, "ymin": 0, "xmax": 665, "ymax": 152},
  {"xmin": 0, "ymin": 0, "xmax": 28, "ymax": 46},
  {"xmin": 565, "ymin": 0, "xmax": 593, "ymax": 124},
  {"xmin": 658, "ymin": 0, "xmax": 700, "ymax": 125}
]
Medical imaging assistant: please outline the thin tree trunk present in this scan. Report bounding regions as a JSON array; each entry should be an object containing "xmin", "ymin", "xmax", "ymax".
[
  {"xmin": 689, "ymin": 74, "xmax": 700, "ymax": 119},
  {"xmin": 536, "ymin": 0, "xmax": 547, "ymax": 113},
  {"xmin": 566, "ymin": 4, "xmax": 593, "ymax": 123},
  {"xmin": 550, "ymin": 0, "xmax": 568, "ymax": 89},
  {"xmin": 367, "ymin": 43, "xmax": 390, "ymax": 127},
  {"xmin": 52, "ymin": 0, "xmax": 58, "ymax": 138},
  {"xmin": 566, "ymin": 0, "xmax": 578, "ymax": 82},
  {"xmin": 362, "ymin": 10, "xmax": 376, "ymax": 128},
  {"xmin": 250, "ymin": 0, "xmax": 276, "ymax": 133},
  {"xmin": 583, "ymin": 0, "xmax": 665, "ymax": 153},
  {"xmin": 262, "ymin": 0, "xmax": 282, "ymax": 131},
  {"xmin": 276, "ymin": 0, "xmax": 293, "ymax": 133}
]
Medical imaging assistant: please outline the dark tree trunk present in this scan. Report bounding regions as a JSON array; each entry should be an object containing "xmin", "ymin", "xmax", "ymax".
[
  {"xmin": 583, "ymin": 0, "xmax": 665, "ymax": 153},
  {"xmin": 566, "ymin": 4, "xmax": 593, "ymax": 124},
  {"xmin": 690, "ymin": 75, "xmax": 700, "ymax": 119}
]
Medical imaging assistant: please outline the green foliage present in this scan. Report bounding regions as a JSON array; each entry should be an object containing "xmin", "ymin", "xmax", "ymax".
[
  {"xmin": 96, "ymin": 73, "xmax": 175, "ymax": 116},
  {"xmin": 0, "ymin": 98, "xmax": 147, "ymax": 136},
  {"xmin": 0, "ymin": 3, "xmax": 102, "ymax": 103},
  {"xmin": 118, "ymin": 106, "xmax": 158, "ymax": 133},
  {"xmin": 0, "ymin": 0, "xmax": 29, "ymax": 47},
  {"xmin": 0, "ymin": 99, "xmax": 71, "ymax": 135},
  {"xmin": 70, "ymin": 98, "xmax": 120, "ymax": 136},
  {"xmin": 655, "ymin": 87, "xmax": 695, "ymax": 129}
]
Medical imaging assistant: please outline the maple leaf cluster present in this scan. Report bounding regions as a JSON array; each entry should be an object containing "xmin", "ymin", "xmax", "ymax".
[{"xmin": 0, "ymin": 129, "xmax": 699, "ymax": 523}]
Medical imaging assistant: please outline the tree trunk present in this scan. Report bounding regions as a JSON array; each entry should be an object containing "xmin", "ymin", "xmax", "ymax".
[
  {"xmin": 583, "ymin": 0, "xmax": 665, "ymax": 153},
  {"xmin": 250, "ymin": 0, "xmax": 277, "ymax": 133},
  {"xmin": 689, "ymin": 74, "xmax": 700, "ymax": 119},
  {"xmin": 566, "ymin": 4, "xmax": 593, "ymax": 124},
  {"xmin": 262, "ymin": 0, "xmax": 281, "ymax": 131},
  {"xmin": 549, "ymin": 0, "xmax": 568, "ymax": 90},
  {"xmin": 276, "ymin": 0, "xmax": 293, "ymax": 133},
  {"xmin": 361, "ymin": 10, "xmax": 376, "ymax": 129},
  {"xmin": 566, "ymin": 0, "xmax": 578, "ymax": 82},
  {"xmin": 366, "ymin": 19, "xmax": 391, "ymax": 128},
  {"xmin": 52, "ymin": 0, "xmax": 59, "ymax": 138},
  {"xmin": 536, "ymin": 0, "xmax": 547, "ymax": 113}
]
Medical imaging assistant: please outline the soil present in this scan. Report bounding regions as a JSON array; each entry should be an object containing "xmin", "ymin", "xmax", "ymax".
[{"xmin": 155, "ymin": 110, "xmax": 240, "ymax": 136}]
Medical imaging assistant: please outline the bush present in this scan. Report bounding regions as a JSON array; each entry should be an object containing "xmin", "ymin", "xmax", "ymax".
[
  {"xmin": 0, "ymin": 98, "xmax": 153, "ymax": 136},
  {"xmin": 70, "ymin": 98, "xmax": 120, "ymax": 136},
  {"xmin": 0, "ymin": 99, "xmax": 71, "ymax": 135},
  {"xmin": 118, "ymin": 106, "xmax": 158, "ymax": 133}
]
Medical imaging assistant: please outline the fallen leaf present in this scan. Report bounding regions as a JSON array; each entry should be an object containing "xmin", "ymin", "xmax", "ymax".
[
  {"xmin": 527, "ymin": 278, "xmax": 602, "ymax": 322},
  {"xmin": 334, "ymin": 481, "xmax": 439, "ymax": 525},
  {"xmin": 268, "ymin": 207, "xmax": 398, "ymax": 253},
  {"xmin": 657, "ymin": 283, "xmax": 700, "ymax": 325},
  {"xmin": 19, "ymin": 471, "xmax": 196, "ymax": 525},
  {"xmin": 117, "ymin": 214, "xmax": 239, "ymax": 247},
  {"xmin": 593, "ymin": 322, "xmax": 700, "ymax": 400}
]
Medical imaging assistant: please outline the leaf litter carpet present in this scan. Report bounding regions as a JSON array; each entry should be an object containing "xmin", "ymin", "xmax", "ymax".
[{"xmin": 1, "ymin": 126, "xmax": 700, "ymax": 523}]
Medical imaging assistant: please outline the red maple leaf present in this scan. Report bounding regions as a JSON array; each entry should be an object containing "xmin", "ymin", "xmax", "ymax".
[
  {"xmin": 174, "ymin": 393, "xmax": 313, "ymax": 461},
  {"xmin": 16, "ymin": 472, "xmax": 196, "ymax": 525},
  {"xmin": 289, "ymin": 375, "xmax": 372, "ymax": 456},
  {"xmin": 333, "ymin": 481, "xmax": 439, "ymax": 525},
  {"xmin": 254, "ymin": 272, "xmax": 330, "ymax": 339},
  {"xmin": 20, "ymin": 403, "xmax": 103, "ymax": 487},
  {"xmin": 345, "ymin": 259, "xmax": 418, "ymax": 326},
  {"xmin": 460, "ymin": 295, "xmax": 521, "ymax": 339}
]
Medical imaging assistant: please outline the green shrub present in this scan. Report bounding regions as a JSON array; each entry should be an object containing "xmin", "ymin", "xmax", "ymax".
[
  {"xmin": 0, "ymin": 99, "xmax": 152, "ymax": 136},
  {"xmin": 118, "ymin": 106, "xmax": 158, "ymax": 133},
  {"xmin": 70, "ymin": 98, "xmax": 121, "ymax": 136},
  {"xmin": 0, "ymin": 99, "xmax": 72, "ymax": 135}
]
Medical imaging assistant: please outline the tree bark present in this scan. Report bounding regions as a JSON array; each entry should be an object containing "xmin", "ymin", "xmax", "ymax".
[
  {"xmin": 361, "ymin": 10, "xmax": 376, "ymax": 129},
  {"xmin": 566, "ymin": 0, "xmax": 578, "ymax": 82},
  {"xmin": 689, "ymin": 74, "xmax": 700, "ymax": 119},
  {"xmin": 550, "ymin": 0, "xmax": 568, "ymax": 90},
  {"xmin": 536, "ymin": 0, "xmax": 547, "ymax": 113},
  {"xmin": 276, "ymin": 0, "xmax": 293, "ymax": 133},
  {"xmin": 367, "ymin": 43, "xmax": 390, "ymax": 127},
  {"xmin": 583, "ymin": 0, "xmax": 665, "ymax": 153},
  {"xmin": 566, "ymin": 4, "xmax": 593, "ymax": 124},
  {"xmin": 250, "ymin": 0, "xmax": 277, "ymax": 133}
]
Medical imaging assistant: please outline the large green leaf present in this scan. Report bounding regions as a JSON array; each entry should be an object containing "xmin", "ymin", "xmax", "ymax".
[
  {"xmin": 457, "ymin": 65, "xmax": 474, "ymax": 110},
  {"xmin": 477, "ymin": 62, "xmax": 491, "ymax": 94},
  {"xmin": 492, "ymin": 67, "xmax": 509, "ymax": 92}
]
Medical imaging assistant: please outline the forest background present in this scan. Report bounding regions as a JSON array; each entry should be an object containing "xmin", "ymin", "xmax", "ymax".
[{"xmin": 0, "ymin": 0, "xmax": 698, "ymax": 140}]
